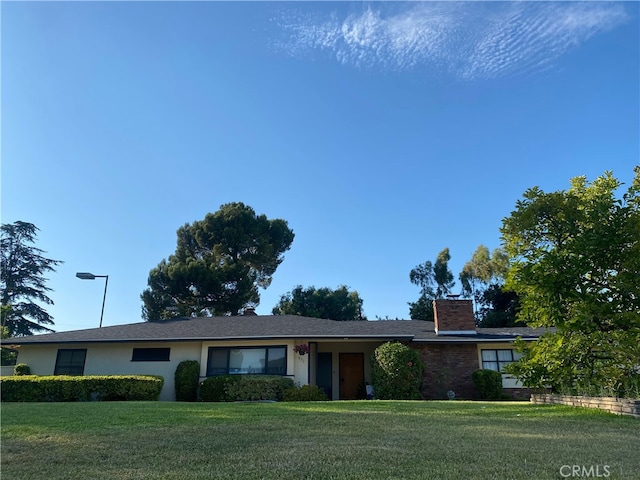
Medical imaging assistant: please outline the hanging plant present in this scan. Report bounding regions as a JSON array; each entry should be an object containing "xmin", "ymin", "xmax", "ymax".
[{"xmin": 294, "ymin": 344, "xmax": 310, "ymax": 356}]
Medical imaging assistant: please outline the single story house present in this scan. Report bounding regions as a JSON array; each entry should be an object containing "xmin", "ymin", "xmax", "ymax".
[{"xmin": 5, "ymin": 300, "xmax": 546, "ymax": 401}]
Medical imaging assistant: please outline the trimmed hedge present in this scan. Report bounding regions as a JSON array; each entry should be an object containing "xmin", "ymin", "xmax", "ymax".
[
  {"xmin": 472, "ymin": 369, "xmax": 503, "ymax": 400},
  {"xmin": 283, "ymin": 384, "xmax": 329, "ymax": 402},
  {"xmin": 371, "ymin": 342, "xmax": 424, "ymax": 400},
  {"xmin": 175, "ymin": 360, "xmax": 200, "ymax": 402},
  {"xmin": 199, "ymin": 375, "xmax": 241, "ymax": 402},
  {"xmin": 0, "ymin": 375, "xmax": 164, "ymax": 402},
  {"xmin": 200, "ymin": 375, "xmax": 294, "ymax": 402}
]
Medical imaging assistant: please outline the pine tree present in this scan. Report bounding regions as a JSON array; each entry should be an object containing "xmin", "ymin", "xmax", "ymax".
[{"xmin": 1, "ymin": 221, "xmax": 63, "ymax": 336}]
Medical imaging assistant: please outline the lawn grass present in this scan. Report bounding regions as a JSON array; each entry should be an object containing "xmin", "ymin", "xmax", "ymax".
[{"xmin": 2, "ymin": 400, "xmax": 638, "ymax": 479}]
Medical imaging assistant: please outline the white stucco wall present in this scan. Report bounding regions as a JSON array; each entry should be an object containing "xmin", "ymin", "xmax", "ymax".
[
  {"xmin": 16, "ymin": 340, "xmax": 307, "ymax": 401},
  {"xmin": 17, "ymin": 342, "xmax": 203, "ymax": 401},
  {"xmin": 15, "ymin": 339, "xmax": 387, "ymax": 401},
  {"xmin": 14, "ymin": 345, "xmax": 60, "ymax": 376}
]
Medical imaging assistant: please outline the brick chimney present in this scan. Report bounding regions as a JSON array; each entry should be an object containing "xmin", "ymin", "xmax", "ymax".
[
  {"xmin": 243, "ymin": 307, "xmax": 257, "ymax": 316},
  {"xmin": 433, "ymin": 299, "xmax": 476, "ymax": 335}
]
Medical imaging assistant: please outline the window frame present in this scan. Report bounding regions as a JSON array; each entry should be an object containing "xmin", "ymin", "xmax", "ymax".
[
  {"xmin": 481, "ymin": 349, "xmax": 521, "ymax": 373},
  {"xmin": 131, "ymin": 347, "xmax": 171, "ymax": 362},
  {"xmin": 54, "ymin": 348, "xmax": 87, "ymax": 375},
  {"xmin": 206, "ymin": 346, "xmax": 287, "ymax": 376}
]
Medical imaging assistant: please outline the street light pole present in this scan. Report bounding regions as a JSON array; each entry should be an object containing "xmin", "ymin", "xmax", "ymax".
[{"xmin": 76, "ymin": 272, "xmax": 109, "ymax": 328}]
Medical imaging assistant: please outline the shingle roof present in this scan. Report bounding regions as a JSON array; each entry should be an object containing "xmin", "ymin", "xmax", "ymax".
[{"xmin": 4, "ymin": 315, "xmax": 549, "ymax": 345}]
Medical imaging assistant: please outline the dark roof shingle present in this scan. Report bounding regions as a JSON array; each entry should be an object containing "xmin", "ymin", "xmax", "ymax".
[{"xmin": 5, "ymin": 315, "xmax": 549, "ymax": 345}]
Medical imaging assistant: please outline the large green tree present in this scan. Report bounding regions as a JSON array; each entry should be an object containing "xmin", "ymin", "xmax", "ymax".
[
  {"xmin": 272, "ymin": 285, "xmax": 365, "ymax": 321},
  {"xmin": 141, "ymin": 203, "xmax": 294, "ymax": 320},
  {"xmin": 1, "ymin": 221, "xmax": 63, "ymax": 336},
  {"xmin": 408, "ymin": 247, "xmax": 455, "ymax": 320},
  {"xmin": 502, "ymin": 168, "xmax": 640, "ymax": 396}
]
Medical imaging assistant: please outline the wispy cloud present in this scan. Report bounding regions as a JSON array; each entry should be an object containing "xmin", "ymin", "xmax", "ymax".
[{"xmin": 273, "ymin": 2, "xmax": 629, "ymax": 80}]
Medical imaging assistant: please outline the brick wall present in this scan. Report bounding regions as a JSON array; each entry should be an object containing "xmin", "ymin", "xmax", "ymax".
[
  {"xmin": 413, "ymin": 343, "xmax": 480, "ymax": 399},
  {"xmin": 433, "ymin": 299, "xmax": 476, "ymax": 333}
]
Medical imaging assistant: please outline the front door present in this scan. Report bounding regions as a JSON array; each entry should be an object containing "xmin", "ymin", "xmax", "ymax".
[{"xmin": 339, "ymin": 353, "xmax": 364, "ymax": 400}]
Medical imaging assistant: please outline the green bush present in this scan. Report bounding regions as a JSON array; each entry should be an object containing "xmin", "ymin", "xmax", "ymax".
[
  {"xmin": 226, "ymin": 375, "xmax": 294, "ymax": 402},
  {"xmin": 175, "ymin": 360, "xmax": 200, "ymax": 402},
  {"xmin": 371, "ymin": 342, "xmax": 424, "ymax": 400},
  {"xmin": 283, "ymin": 384, "xmax": 329, "ymax": 402},
  {"xmin": 0, "ymin": 375, "xmax": 164, "ymax": 402},
  {"xmin": 199, "ymin": 375, "xmax": 294, "ymax": 402},
  {"xmin": 472, "ymin": 369, "xmax": 504, "ymax": 400},
  {"xmin": 14, "ymin": 363, "xmax": 31, "ymax": 376},
  {"xmin": 199, "ymin": 375, "xmax": 241, "ymax": 402}
]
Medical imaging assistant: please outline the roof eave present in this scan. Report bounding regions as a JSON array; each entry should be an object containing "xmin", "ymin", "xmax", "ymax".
[
  {"xmin": 12, "ymin": 334, "xmax": 417, "ymax": 345},
  {"xmin": 414, "ymin": 336, "xmax": 539, "ymax": 343}
]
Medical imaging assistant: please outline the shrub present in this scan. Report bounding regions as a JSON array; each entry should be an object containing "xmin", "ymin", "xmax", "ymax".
[
  {"xmin": 175, "ymin": 360, "xmax": 200, "ymax": 402},
  {"xmin": 283, "ymin": 384, "xmax": 329, "ymax": 402},
  {"xmin": 199, "ymin": 375, "xmax": 294, "ymax": 402},
  {"xmin": 0, "ymin": 375, "xmax": 164, "ymax": 402},
  {"xmin": 371, "ymin": 342, "xmax": 424, "ymax": 400},
  {"xmin": 472, "ymin": 369, "xmax": 504, "ymax": 400},
  {"xmin": 226, "ymin": 375, "xmax": 294, "ymax": 402},
  {"xmin": 14, "ymin": 363, "xmax": 31, "ymax": 376},
  {"xmin": 199, "ymin": 375, "xmax": 241, "ymax": 402}
]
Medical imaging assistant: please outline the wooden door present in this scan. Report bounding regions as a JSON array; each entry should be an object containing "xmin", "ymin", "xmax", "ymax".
[{"xmin": 339, "ymin": 353, "xmax": 364, "ymax": 400}]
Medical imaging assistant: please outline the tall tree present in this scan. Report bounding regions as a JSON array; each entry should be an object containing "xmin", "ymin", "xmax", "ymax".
[
  {"xmin": 459, "ymin": 245, "xmax": 515, "ymax": 326},
  {"xmin": 1, "ymin": 307, "xmax": 18, "ymax": 365},
  {"xmin": 502, "ymin": 168, "xmax": 640, "ymax": 395},
  {"xmin": 1, "ymin": 221, "xmax": 63, "ymax": 336},
  {"xmin": 272, "ymin": 285, "xmax": 365, "ymax": 321},
  {"xmin": 408, "ymin": 247, "xmax": 455, "ymax": 320},
  {"xmin": 141, "ymin": 203, "xmax": 294, "ymax": 320},
  {"xmin": 476, "ymin": 284, "xmax": 522, "ymax": 328},
  {"xmin": 459, "ymin": 245, "xmax": 508, "ymax": 299}
]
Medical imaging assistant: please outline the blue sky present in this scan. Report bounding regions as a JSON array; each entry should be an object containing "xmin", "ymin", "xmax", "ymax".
[{"xmin": 2, "ymin": 1, "xmax": 638, "ymax": 332}]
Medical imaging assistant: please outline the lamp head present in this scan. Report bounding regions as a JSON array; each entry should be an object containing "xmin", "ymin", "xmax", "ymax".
[{"xmin": 76, "ymin": 272, "xmax": 96, "ymax": 280}]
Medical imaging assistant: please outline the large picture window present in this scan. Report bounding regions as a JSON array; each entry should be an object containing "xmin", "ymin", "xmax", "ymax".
[
  {"xmin": 207, "ymin": 346, "xmax": 286, "ymax": 376},
  {"xmin": 481, "ymin": 349, "xmax": 522, "ymax": 372},
  {"xmin": 54, "ymin": 349, "xmax": 87, "ymax": 375}
]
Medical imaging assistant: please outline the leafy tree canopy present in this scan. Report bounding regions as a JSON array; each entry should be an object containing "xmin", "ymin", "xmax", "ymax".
[
  {"xmin": 272, "ymin": 285, "xmax": 365, "ymax": 321},
  {"xmin": 141, "ymin": 203, "xmax": 294, "ymax": 320},
  {"xmin": 476, "ymin": 284, "xmax": 523, "ymax": 328},
  {"xmin": 502, "ymin": 168, "xmax": 640, "ymax": 395},
  {"xmin": 1, "ymin": 221, "xmax": 63, "ymax": 336},
  {"xmin": 408, "ymin": 247, "xmax": 454, "ymax": 320},
  {"xmin": 459, "ymin": 245, "xmax": 508, "ymax": 298},
  {"xmin": 459, "ymin": 245, "xmax": 519, "ymax": 327}
]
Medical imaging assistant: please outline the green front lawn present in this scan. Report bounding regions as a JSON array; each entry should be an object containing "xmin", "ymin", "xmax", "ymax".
[{"xmin": 2, "ymin": 401, "xmax": 638, "ymax": 479}]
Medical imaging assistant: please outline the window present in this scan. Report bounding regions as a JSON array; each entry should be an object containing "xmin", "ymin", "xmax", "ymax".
[
  {"xmin": 481, "ymin": 349, "xmax": 522, "ymax": 372},
  {"xmin": 132, "ymin": 348, "xmax": 171, "ymax": 362},
  {"xmin": 206, "ymin": 346, "xmax": 286, "ymax": 376},
  {"xmin": 54, "ymin": 349, "xmax": 87, "ymax": 375}
]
